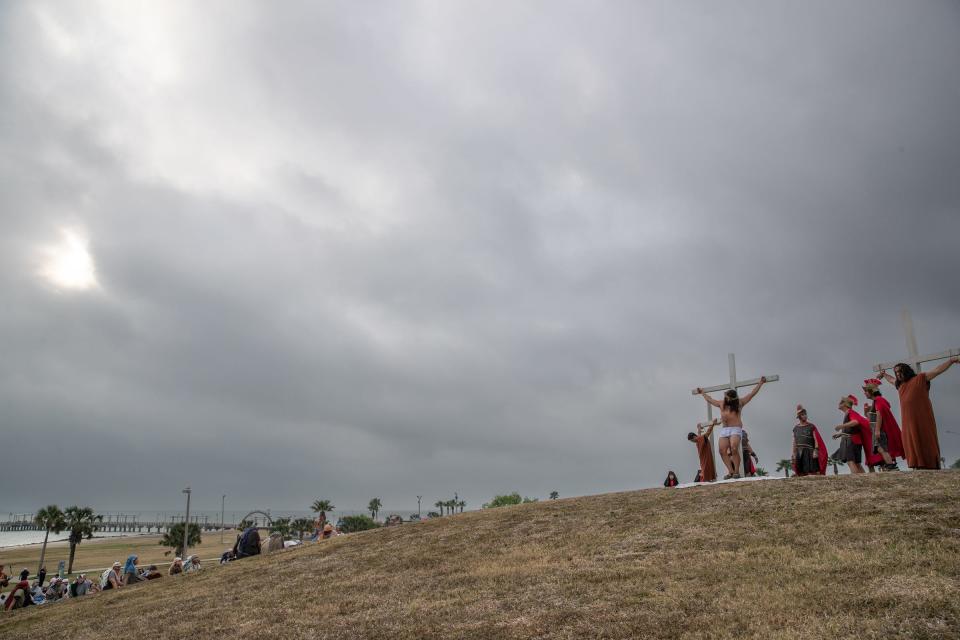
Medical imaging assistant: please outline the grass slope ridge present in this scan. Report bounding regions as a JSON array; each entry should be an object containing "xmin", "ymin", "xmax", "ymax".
[{"xmin": 3, "ymin": 472, "xmax": 958, "ymax": 639}]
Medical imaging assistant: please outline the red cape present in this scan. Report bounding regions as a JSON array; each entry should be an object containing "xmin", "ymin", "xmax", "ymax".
[
  {"xmin": 792, "ymin": 423, "xmax": 829, "ymax": 475},
  {"xmin": 850, "ymin": 409, "xmax": 884, "ymax": 467},
  {"xmin": 873, "ymin": 396, "xmax": 905, "ymax": 459},
  {"xmin": 812, "ymin": 425, "xmax": 828, "ymax": 475}
]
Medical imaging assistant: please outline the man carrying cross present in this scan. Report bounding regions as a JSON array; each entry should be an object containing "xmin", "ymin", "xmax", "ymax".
[
  {"xmin": 696, "ymin": 377, "xmax": 768, "ymax": 479},
  {"xmin": 879, "ymin": 357, "xmax": 959, "ymax": 469}
]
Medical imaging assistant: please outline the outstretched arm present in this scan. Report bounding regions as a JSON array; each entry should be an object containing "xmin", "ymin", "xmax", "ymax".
[
  {"xmin": 697, "ymin": 388, "xmax": 721, "ymax": 408},
  {"xmin": 926, "ymin": 357, "xmax": 960, "ymax": 382},
  {"xmin": 878, "ymin": 370, "xmax": 896, "ymax": 385},
  {"xmin": 739, "ymin": 377, "xmax": 767, "ymax": 407},
  {"xmin": 703, "ymin": 420, "xmax": 718, "ymax": 438}
]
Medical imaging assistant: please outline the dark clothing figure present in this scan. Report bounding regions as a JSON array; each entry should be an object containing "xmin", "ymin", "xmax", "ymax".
[
  {"xmin": 741, "ymin": 430, "xmax": 758, "ymax": 476},
  {"xmin": 37, "ymin": 568, "xmax": 46, "ymax": 587},
  {"xmin": 663, "ymin": 472, "xmax": 679, "ymax": 487},
  {"xmin": 234, "ymin": 527, "xmax": 261, "ymax": 558},
  {"xmin": 833, "ymin": 412, "xmax": 862, "ymax": 464},
  {"xmin": 793, "ymin": 424, "xmax": 820, "ymax": 475}
]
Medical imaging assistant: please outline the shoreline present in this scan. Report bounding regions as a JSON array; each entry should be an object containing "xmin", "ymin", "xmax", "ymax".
[{"xmin": 0, "ymin": 532, "xmax": 156, "ymax": 552}]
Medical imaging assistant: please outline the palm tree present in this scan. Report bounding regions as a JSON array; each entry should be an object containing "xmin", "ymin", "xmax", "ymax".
[
  {"xmin": 549, "ymin": 491, "xmax": 559, "ymax": 500},
  {"xmin": 311, "ymin": 499, "xmax": 335, "ymax": 525},
  {"xmin": 159, "ymin": 523, "xmax": 202, "ymax": 557},
  {"xmin": 434, "ymin": 500, "xmax": 444, "ymax": 516},
  {"xmin": 457, "ymin": 499, "xmax": 466, "ymax": 513},
  {"xmin": 776, "ymin": 459, "xmax": 792, "ymax": 478},
  {"xmin": 442, "ymin": 499, "xmax": 453, "ymax": 515},
  {"xmin": 755, "ymin": 467, "xmax": 769, "ymax": 477},
  {"xmin": 270, "ymin": 517, "xmax": 292, "ymax": 537},
  {"xmin": 368, "ymin": 497, "xmax": 382, "ymax": 520},
  {"xmin": 291, "ymin": 518, "xmax": 314, "ymax": 541},
  {"xmin": 34, "ymin": 505, "xmax": 66, "ymax": 576},
  {"xmin": 64, "ymin": 506, "xmax": 102, "ymax": 574}
]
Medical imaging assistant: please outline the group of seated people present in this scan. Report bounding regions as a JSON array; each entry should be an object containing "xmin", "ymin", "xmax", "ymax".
[
  {"xmin": 4, "ymin": 523, "xmax": 347, "ymax": 612},
  {"xmin": 218, "ymin": 522, "xmax": 341, "ymax": 565},
  {"xmin": 1, "ymin": 553, "xmax": 204, "ymax": 610},
  {"xmin": 2, "ymin": 567, "xmax": 104, "ymax": 610}
]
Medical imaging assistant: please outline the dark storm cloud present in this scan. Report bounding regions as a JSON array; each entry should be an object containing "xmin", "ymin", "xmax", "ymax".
[{"xmin": 1, "ymin": 1, "xmax": 959, "ymax": 514}]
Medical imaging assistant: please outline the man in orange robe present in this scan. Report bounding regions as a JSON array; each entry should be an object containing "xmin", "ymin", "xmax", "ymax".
[
  {"xmin": 688, "ymin": 420, "xmax": 718, "ymax": 482},
  {"xmin": 881, "ymin": 357, "xmax": 959, "ymax": 469}
]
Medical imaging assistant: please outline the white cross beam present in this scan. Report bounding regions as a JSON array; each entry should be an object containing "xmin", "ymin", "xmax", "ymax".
[
  {"xmin": 691, "ymin": 353, "xmax": 780, "ymax": 396},
  {"xmin": 873, "ymin": 310, "xmax": 959, "ymax": 373},
  {"xmin": 691, "ymin": 354, "xmax": 780, "ymax": 478}
]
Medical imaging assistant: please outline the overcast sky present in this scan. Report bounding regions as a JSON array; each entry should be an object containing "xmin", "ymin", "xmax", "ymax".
[{"xmin": 2, "ymin": 1, "xmax": 959, "ymax": 515}]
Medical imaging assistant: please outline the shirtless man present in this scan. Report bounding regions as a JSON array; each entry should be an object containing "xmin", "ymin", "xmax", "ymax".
[{"xmin": 696, "ymin": 377, "xmax": 768, "ymax": 479}]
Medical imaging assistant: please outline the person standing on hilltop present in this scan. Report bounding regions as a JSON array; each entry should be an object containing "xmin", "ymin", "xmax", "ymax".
[
  {"xmin": 696, "ymin": 377, "xmax": 769, "ymax": 479},
  {"xmin": 687, "ymin": 420, "xmax": 718, "ymax": 482},
  {"xmin": 862, "ymin": 379, "xmax": 903, "ymax": 471},
  {"xmin": 740, "ymin": 430, "xmax": 759, "ymax": 477},
  {"xmin": 879, "ymin": 358, "xmax": 960, "ymax": 469},
  {"xmin": 832, "ymin": 396, "xmax": 872, "ymax": 474},
  {"xmin": 792, "ymin": 405, "xmax": 827, "ymax": 476}
]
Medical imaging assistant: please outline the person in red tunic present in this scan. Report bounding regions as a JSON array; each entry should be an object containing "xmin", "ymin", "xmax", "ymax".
[
  {"xmin": 880, "ymin": 358, "xmax": 959, "ymax": 469},
  {"xmin": 687, "ymin": 420, "xmax": 718, "ymax": 482},
  {"xmin": 862, "ymin": 378, "xmax": 903, "ymax": 471}
]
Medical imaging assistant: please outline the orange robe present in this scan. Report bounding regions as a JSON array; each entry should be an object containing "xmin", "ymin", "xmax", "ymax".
[
  {"xmin": 897, "ymin": 373, "xmax": 941, "ymax": 469},
  {"xmin": 696, "ymin": 435, "xmax": 716, "ymax": 482}
]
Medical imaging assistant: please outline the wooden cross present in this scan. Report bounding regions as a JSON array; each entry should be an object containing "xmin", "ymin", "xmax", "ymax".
[
  {"xmin": 691, "ymin": 353, "xmax": 780, "ymax": 477},
  {"xmin": 873, "ymin": 310, "xmax": 959, "ymax": 373}
]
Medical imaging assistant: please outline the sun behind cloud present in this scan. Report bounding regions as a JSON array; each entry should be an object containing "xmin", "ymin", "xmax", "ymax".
[{"xmin": 38, "ymin": 229, "xmax": 99, "ymax": 291}]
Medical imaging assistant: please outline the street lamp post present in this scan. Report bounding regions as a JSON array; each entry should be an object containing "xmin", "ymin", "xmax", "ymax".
[
  {"xmin": 220, "ymin": 494, "xmax": 226, "ymax": 544},
  {"xmin": 182, "ymin": 487, "xmax": 192, "ymax": 557}
]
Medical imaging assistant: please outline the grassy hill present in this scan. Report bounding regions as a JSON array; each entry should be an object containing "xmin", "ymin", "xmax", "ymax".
[{"xmin": 3, "ymin": 472, "xmax": 958, "ymax": 639}]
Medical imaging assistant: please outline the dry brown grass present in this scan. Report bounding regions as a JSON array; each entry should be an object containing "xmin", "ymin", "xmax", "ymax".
[{"xmin": 3, "ymin": 472, "xmax": 959, "ymax": 639}]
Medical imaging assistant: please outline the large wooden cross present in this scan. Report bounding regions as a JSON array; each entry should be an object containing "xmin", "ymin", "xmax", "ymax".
[
  {"xmin": 873, "ymin": 310, "xmax": 958, "ymax": 373},
  {"xmin": 691, "ymin": 353, "xmax": 780, "ymax": 477}
]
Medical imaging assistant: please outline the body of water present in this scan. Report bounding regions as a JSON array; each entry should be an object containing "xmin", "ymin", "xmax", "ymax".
[{"xmin": 0, "ymin": 530, "xmax": 148, "ymax": 550}]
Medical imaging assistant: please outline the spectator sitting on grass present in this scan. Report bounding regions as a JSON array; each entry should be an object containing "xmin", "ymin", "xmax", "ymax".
[
  {"xmin": 319, "ymin": 523, "xmax": 338, "ymax": 540},
  {"xmin": 220, "ymin": 549, "xmax": 235, "ymax": 564},
  {"xmin": 3, "ymin": 570, "xmax": 34, "ymax": 610},
  {"xmin": 168, "ymin": 558, "xmax": 184, "ymax": 576},
  {"xmin": 69, "ymin": 574, "xmax": 89, "ymax": 597},
  {"xmin": 183, "ymin": 555, "xmax": 202, "ymax": 573},
  {"xmin": 143, "ymin": 565, "xmax": 163, "ymax": 580},
  {"xmin": 101, "ymin": 562, "xmax": 123, "ymax": 590},
  {"xmin": 122, "ymin": 555, "xmax": 143, "ymax": 585},
  {"xmin": 45, "ymin": 577, "xmax": 66, "ymax": 601}
]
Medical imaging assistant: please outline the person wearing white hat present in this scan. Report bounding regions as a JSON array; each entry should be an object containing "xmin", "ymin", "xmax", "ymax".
[{"xmin": 101, "ymin": 562, "xmax": 123, "ymax": 590}]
